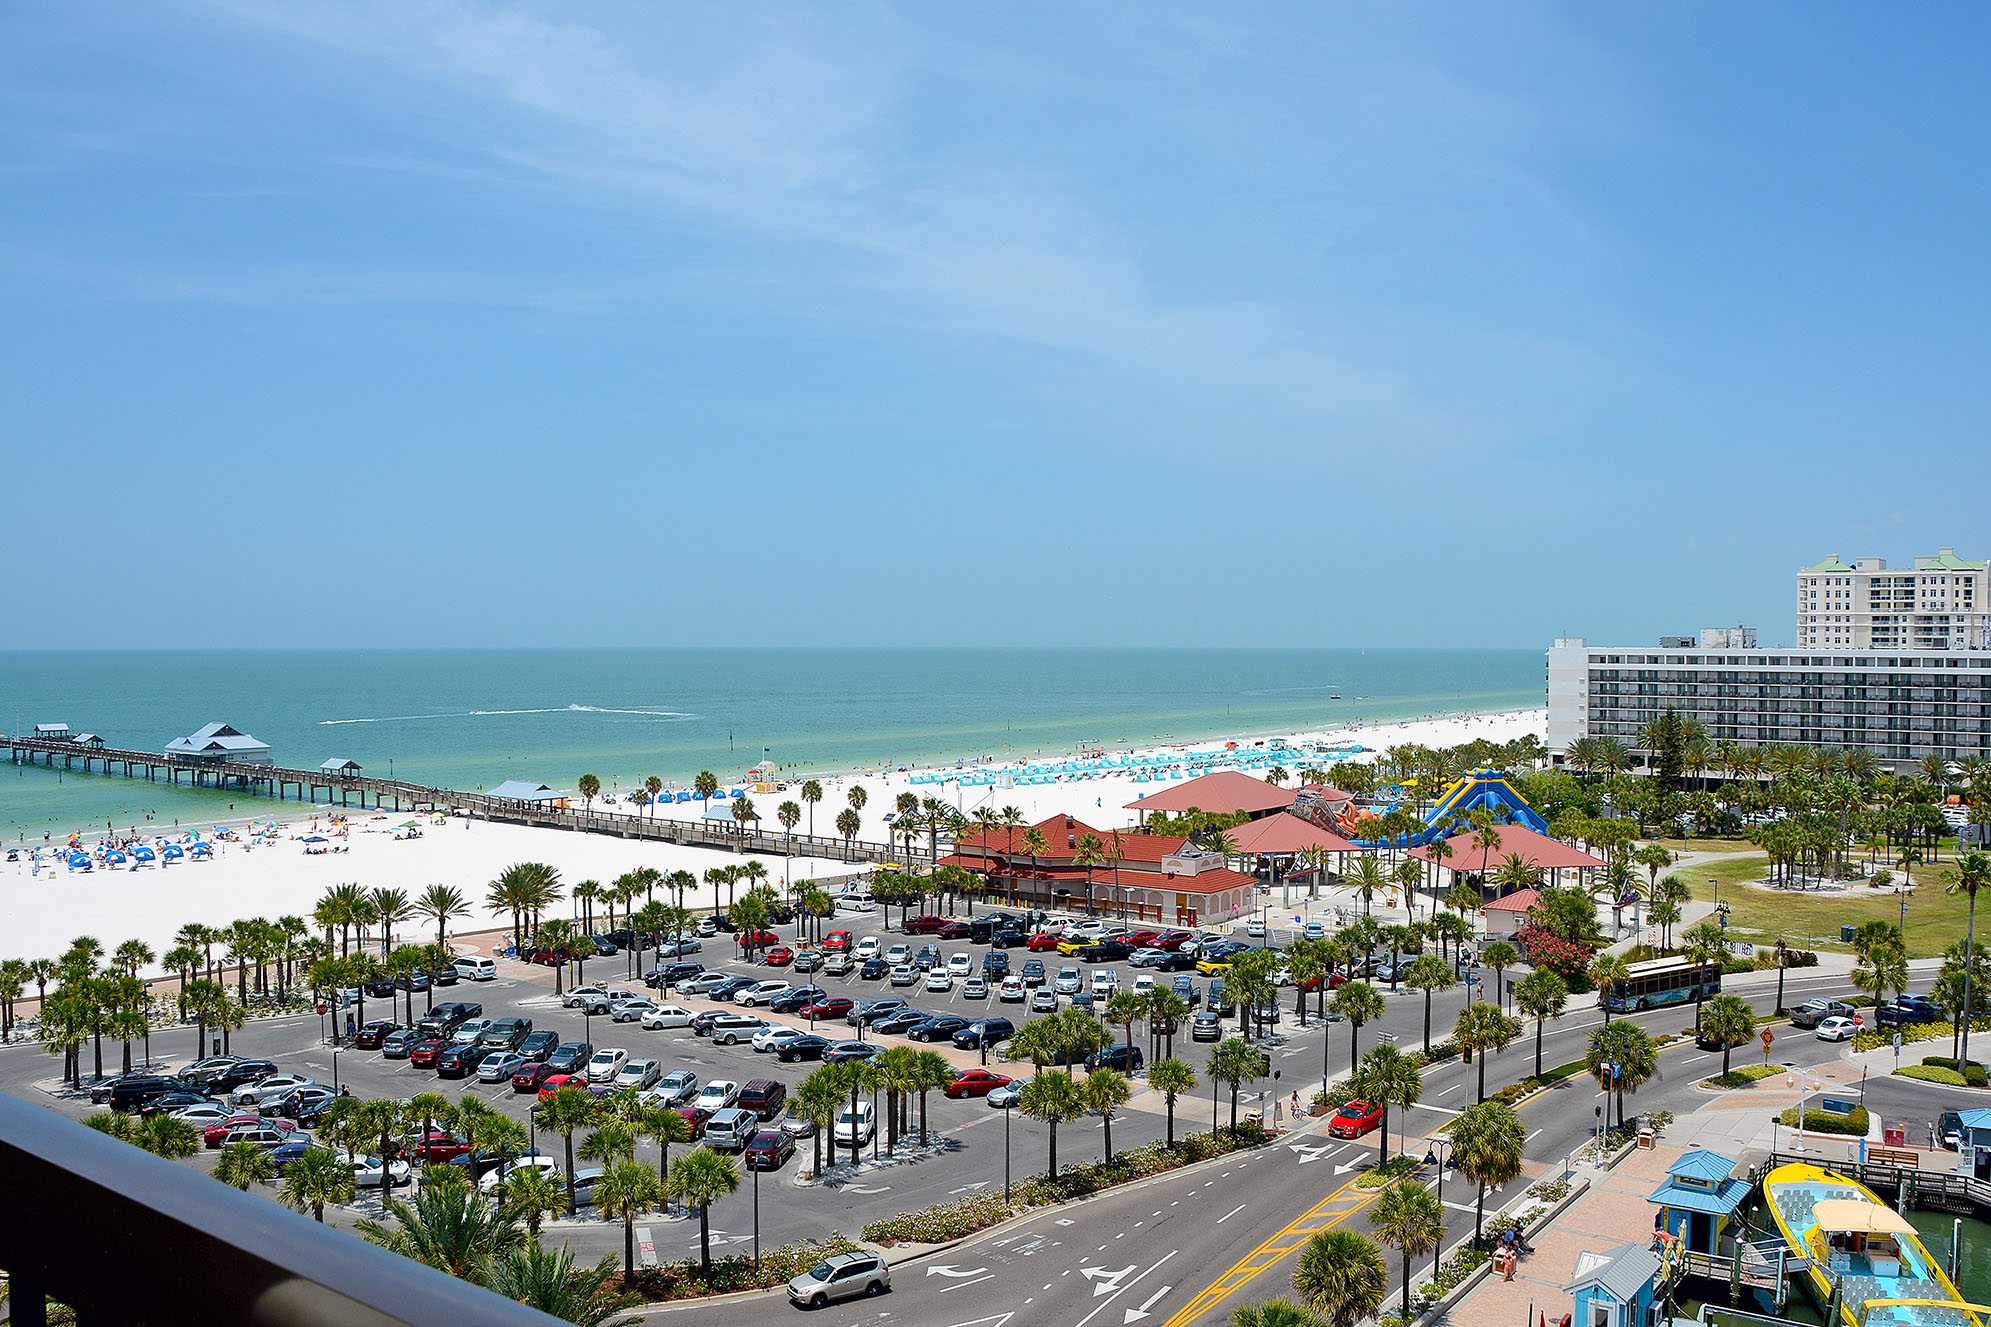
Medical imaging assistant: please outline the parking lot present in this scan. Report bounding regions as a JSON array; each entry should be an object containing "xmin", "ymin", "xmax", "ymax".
[{"xmin": 16, "ymin": 901, "xmax": 1349, "ymax": 1264}]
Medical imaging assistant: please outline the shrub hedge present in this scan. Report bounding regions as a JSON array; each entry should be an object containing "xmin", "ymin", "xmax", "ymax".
[
  {"xmin": 1778, "ymin": 1105, "xmax": 1871, "ymax": 1136},
  {"xmin": 619, "ymin": 1234, "xmax": 863, "ymax": 1300},
  {"xmin": 1854, "ymin": 1018, "xmax": 1991, "ymax": 1054},
  {"xmin": 1896, "ymin": 1065, "xmax": 1967, "ymax": 1086}
]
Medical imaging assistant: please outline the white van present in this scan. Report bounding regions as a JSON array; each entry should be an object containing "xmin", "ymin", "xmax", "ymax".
[
  {"xmin": 837, "ymin": 893, "xmax": 877, "ymax": 914},
  {"xmin": 453, "ymin": 955, "xmax": 497, "ymax": 982}
]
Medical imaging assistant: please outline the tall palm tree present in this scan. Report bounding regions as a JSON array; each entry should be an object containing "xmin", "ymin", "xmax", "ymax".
[
  {"xmin": 1453, "ymin": 1001, "xmax": 1520, "ymax": 1103},
  {"xmin": 800, "ymin": 779, "xmax": 824, "ymax": 839},
  {"xmin": 1402, "ymin": 955, "xmax": 1454, "ymax": 1053},
  {"xmin": 1514, "ymin": 968, "xmax": 1569, "ymax": 1078},
  {"xmin": 1352, "ymin": 1044, "xmax": 1421, "ymax": 1165},
  {"xmin": 1291, "ymin": 1230, "xmax": 1386, "ymax": 1327},
  {"xmin": 1019, "ymin": 1069, "xmax": 1087, "ymax": 1178},
  {"xmin": 1951, "ymin": 851, "xmax": 1991, "ymax": 1066},
  {"xmin": 281, "ymin": 1144, "xmax": 356, "ymax": 1221},
  {"xmin": 593, "ymin": 1160, "xmax": 664, "ymax": 1280},
  {"xmin": 413, "ymin": 884, "xmax": 471, "ymax": 951},
  {"xmin": 1451, "ymin": 1099, "xmax": 1526, "ymax": 1245},
  {"xmin": 1207, "ymin": 1037, "xmax": 1269, "ymax": 1134},
  {"xmin": 498, "ymin": 1166, "xmax": 566, "ymax": 1238},
  {"xmin": 1701, "ymin": 994, "xmax": 1755, "ymax": 1079},
  {"xmin": 537, "ymin": 1084, "xmax": 600, "ymax": 1216},
  {"xmin": 214, "ymin": 1140, "xmax": 276, "ymax": 1190},
  {"xmin": 1585, "ymin": 1019, "xmax": 1657, "ymax": 1131},
  {"xmin": 1080, "ymin": 1067, "xmax": 1132, "ymax": 1164},
  {"xmin": 1150, "ymin": 1057, "xmax": 1197, "ymax": 1147},
  {"xmin": 667, "ymin": 1147, "xmax": 742, "ymax": 1273},
  {"xmin": 1372, "ymin": 1179, "xmax": 1444, "ymax": 1318},
  {"xmin": 1231, "ymin": 1299, "xmax": 1328, "ymax": 1327},
  {"xmin": 1331, "ymin": 980, "xmax": 1385, "ymax": 1082}
]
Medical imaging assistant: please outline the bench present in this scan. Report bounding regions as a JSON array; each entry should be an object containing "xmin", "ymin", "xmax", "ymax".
[{"xmin": 1867, "ymin": 1147, "xmax": 1920, "ymax": 1168}]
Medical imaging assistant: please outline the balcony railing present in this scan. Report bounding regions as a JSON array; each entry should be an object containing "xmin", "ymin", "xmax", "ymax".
[{"xmin": 0, "ymin": 1093, "xmax": 565, "ymax": 1327}]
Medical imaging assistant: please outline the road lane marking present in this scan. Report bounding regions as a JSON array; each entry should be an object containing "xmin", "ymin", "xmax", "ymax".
[
  {"xmin": 1217, "ymin": 1204, "xmax": 1247, "ymax": 1224},
  {"xmin": 1163, "ymin": 1178, "xmax": 1374, "ymax": 1327},
  {"xmin": 937, "ymin": 1275, "xmax": 995, "ymax": 1294},
  {"xmin": 1437, "ymin": 1083, "xmax": 1462, "ymax": 1097}
]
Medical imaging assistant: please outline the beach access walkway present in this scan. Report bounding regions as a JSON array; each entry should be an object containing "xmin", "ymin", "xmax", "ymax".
[{"xmin": 4, "ymin": 733, "xmax": 902, "ymax": 863}]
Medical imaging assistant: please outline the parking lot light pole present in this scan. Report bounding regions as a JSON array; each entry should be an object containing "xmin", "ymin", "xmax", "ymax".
[
  {"xmin": 1422, "ymin": 1139, "xmax": 1451, "ymax": 1280},
  {"xmin": 331, "ymin": 1046, "xmax": 342, "ymax": 1095},
  {"xmin": 752, "ymin": 1157, "xmax": 762, "ymax": 1278},
  {"xmin": 1004, "ymin": 1101, "xmax": 1013, "ymax": 1203}
]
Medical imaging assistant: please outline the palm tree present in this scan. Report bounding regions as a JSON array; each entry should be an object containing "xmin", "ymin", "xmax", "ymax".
[
  {"xmin": 214, "ymin": 1139, "xmax": 276, "ymax": 1189},
  {"xmin": 1081, "ymin": 1067, "xmax": 1132, "ymax": 1164},
  {"xmin": 413, "ymin": 884, "xmax": 471, "ymax": 952},
  {"xmin": 667, "ymin": 1147, "xmax": 742, "ymax": 1273},
  {"xmin": 800, "ymin": 779, "xmax": 825, "ymax": 838},
  {"xmin": 1291, "ymin": 1229, "xmax": 1386, "ymax": 1327},
  {"xmin": 537, "ymin": 1084, "xmax": 599, "ymax": 1216},
  {"xmin": 1352, "ymin": 1044, "xmax": 1421, "ymax": 1165},
  {"xmin": 356, "ymin": 1179, "xmax": 526, "ymax": 1282},
  {"xmin": 281, "ymin": 1144, "xmax": 356, "ymax": 1221},
  {"xmin": 478, "ymin": 1244, "xmax": 642, "ymax": 1326},
  {"xmin": 1149, "ymin": 1057, "xmax": 1197, "ymax": 1147},
  {"xmin": 1402, "ymin": 955, "xmax": 1454, "ymax": 1053},
  {"xmin": 1587, "ymin": 953, "xmax": 1631, "ymax": 1011},
  {"xmin": 1453, "ymin": 1001, "xmax": 1520, "ymax": 1103},
  {"xmin": 1331, "ymin": 979, "xmax": 1385, "ymax": 1080},
  {"xmin": 498, "ymin": 1166, "xmax": 566, "ymax": 1238},
  {"xmin": 1951, "ymin": 851, "xmax": 1991, "ymax": 1066},
  {"xmin": 796, "ymin": 1065, "xmax": 847, "ymax": 1178},
  {"xmin": 1701, "ymin": 994, "xmax": 1755, "ymax": 1079},
  {"xmin": 1372, "ymin": 1179, "xmax": 1444, "ymax": 1318},
  {"xmin": 1208, "ymin": 1037, "xmax": 1270, "ymax": 1134},
  {"xmin": 1451, "ymin": 1099, "xmax": 1526, "ymax": 1245},
  {"xmin": 1480, "ymin": 940, "xmax": 1518, "ymax": 1013},
  {"xmin": 1514, "ymin": 968, "xmax": 1569, "ymax": 1079},
  {"xmin": 835, "ymin": 808, "xmax": 861, "ymax": 861},
  {"xmin": 594, "ymin": 1160, "xmax": 665, "ymax": 1280},
  {"xmin": 1678, "ymin": 920, "xmax": 1727, "ymax": 1030},
  {"xmin": 1020, "ymin": 1069, "xmax": 1088, "ymax": 1178},
  {"xmin": 1585, "ymin": 1019, "xmax": 1657, "ymax": 1131}
]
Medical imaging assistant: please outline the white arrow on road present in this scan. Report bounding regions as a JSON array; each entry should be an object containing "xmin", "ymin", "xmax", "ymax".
[
  {"xmin": 1335, "ymin": 1160, "xmax": 1363, "ymax": 1175},
  {"xmin": 1124, "ymin": 1285, "xmax": 1173, "ymax": 1323},
  {"xmin": 844, "ymin": 1183, "xmax": 890, "ymax": 1194},
  {"xmin": 1287, "ymin": 1141, "xmax": 1335, "ymax": 1165},
  {"xmin": 926, "ymin": 1264, "xmax": 990, "ymax": 1279},
  {"xmin": 1082, "ymin": 1263, "xmax": 1138, "ymax": 1297},
  {"xmin": 946, "ymin": 1315, "xmax": 1014, "ymax": 1327}
]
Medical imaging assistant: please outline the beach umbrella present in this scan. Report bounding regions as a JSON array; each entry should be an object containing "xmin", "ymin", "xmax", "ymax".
[{"xmin": 301, "ymin": 835, "xmax": 328, "ymax": 844}]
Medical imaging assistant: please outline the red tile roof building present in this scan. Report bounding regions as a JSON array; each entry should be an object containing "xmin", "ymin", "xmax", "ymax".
[
  {"xmin": 941, "ymin": 813, "xmax": 1259, "ymax": 925},
  {"xmin": 1122, "ymin": 771, "xmax": 1300, "ymax": 819}
]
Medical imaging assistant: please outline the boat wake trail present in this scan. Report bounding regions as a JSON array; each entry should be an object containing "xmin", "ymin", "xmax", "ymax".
[{"xmin": 322, "ymin": 704, "xmax": 688, "ymax": 724}]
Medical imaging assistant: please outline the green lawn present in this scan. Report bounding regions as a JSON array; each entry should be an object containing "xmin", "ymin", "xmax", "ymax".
[{"xmin": 1672, "ymin": 852, "xmax": 1977, "ymax": 959}]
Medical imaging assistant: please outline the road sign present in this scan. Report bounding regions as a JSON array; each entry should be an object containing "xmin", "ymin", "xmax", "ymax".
[
  {"xmin": 1893, "ymin": 1033, "xmax": 1904, "ymax": 1048},
  {"xmin": 1853, "ymin": 1014, "xmax": 1865, "ymax": 1027},
  {"xmin": 1761, "ymin": 1029, "xmax": 1775, "ymax": 1049}
]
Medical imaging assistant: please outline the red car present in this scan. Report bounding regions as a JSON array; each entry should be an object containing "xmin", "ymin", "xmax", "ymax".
[
  {"xmin": 944, "ymin": 1070, "xmax": 1014, "ymax": 1099},
  {"xmin": 537, "ymin": 1073, "xmax": 583, "ymax": 1102},
  {"xmin": 1156, "ymin": 930, "xmax": 1194, "ymax": 951},
  {"xmin": 1328, "ymin": 1100, "xmax": 1384, "ymax": 1139},
  {"xmin": 823, "ymin": 931, "xmax": 853, "ymax": 951},
  {"xmin": 202, "ymin": 1114, "xmax": 263, "ymax": 1147},
  {"xmin": 409, "ymin": 1131, "xmax": 471, "ymax": 1162},
  {"xmin": 526, "ymin": 947, "xmax": 572, "ymax": 966},
  {"xmin": 901, "ymin": 915, "xmax": 947, "ymax": 935},
  {"xmin": 764, "ymin": 946, "xmax": 795, "ymax": 967},
  {"xmin": 736, "ymin": 928, "xmax": 781, "ymax": 949},
  {"xmin": 511, "ymin": 1061, "xmax": 555, "ymax": 1092},
  {"xmin": 939, "ymin": 922, "xmax": 972, "ymax": 940},
  {"xmin": 1026, "ymin": 932, "xmax": 1064, "ymax": 952},
  {"xmin": 1125, "ymin": 930, "xmax": 1161, "ymax": 948},
  {"xmin": 408, "ymin": 1039, "xmax": 447, "ymax": 1068},
  {"xmin": 675, "ymin": 1105, "xmax": 712, "ymax": 1139},
  {"xmin": 803, "ymin": 996, "xmax": 854, "ymax": 1020}
]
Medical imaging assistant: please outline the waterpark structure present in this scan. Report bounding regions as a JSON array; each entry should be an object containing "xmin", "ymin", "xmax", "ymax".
[{"xmin": 1302, "ymin": 769, "xmax": 1551, "ymax": 850}]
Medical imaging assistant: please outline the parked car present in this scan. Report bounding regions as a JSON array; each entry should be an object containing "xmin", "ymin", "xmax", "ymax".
[
  {"xmin": 802, "ymin": 997, "xmax": 855, "ymax": 1021},
  {"xmin": 986, "ymin": 1081, "xmax": 1023, "ymax": 1109},
  {"xmin": 737, "ymin": 981, "xmax": 793, "ymax": 1008},
  {"xmin": 352, "ymin": 1020, "xmax": 400, "ymax": 1049},
  {"xmin": 230, "ymin": 1074, "xmax": 316, "ymax": 1108},
  {"xmin": 436, "ymin": 1045, "xmax": 494, "ymax": 1079},
  {"xmin": 480, "ymin": 1018, "xmax": 532, "ymax": 1051},
  {"xmin": 962, "ymin": 976, "xmax": 990, "ymax": 1000},
  {"xmin": 772, "ymin": 986, "xmax": 827, "ymax": 1014},
  {"xmin": 704, "ymin": 1106, "xmax": 759, "ymax": 1151},
  {"xmin": 517, "ymin": 1029, "xmax": 559, "ymax": 1062},
  {"xmin": 649, "ymin": 1070, "xmax": 700, "ymax": 1108},
  {"xmin": 614, "ymin": 1059, "xmax": 664, "ymax": 1091},
  {"xmin": 945, "ymin": 1070, "xmax": 1013, "ymax": 1099},
  {"xmin": 909, "ymin": 1015, "xmax": 972, "ymax": 1043},
  {"xmin": 696, "ymin": 1080, "xmax": 741, "ymax": 1111},
  {"xmin": 788, "ymin": 1251, "xmax": 891, "ymax": 1309},
  {"xmin": 832, "ymin": 1099, "xmax": 876, "ymax": 1145},
  {"xmin": 1191, "ymin": 1011, "xmax": 1223, "ymax": 1042},
  {"xmin": 744, "ymin": 1129, "xmax": 796, "ymax": 1171},
  {"xmin": 586, "ymin": 1049, "xmax": 629, "ymax": 1082},
  {"xmin": 710, "ymin": 1013, "xmax": 769, "ymax": 1046},
  {"xmin": 953, "ymin": 1018, "xmax": 1014, "ymax": 1050},
  {"xmin": 1089, "ymin": 1044, "xmax": 1145, "ymax": 1073},
  {"xmin": 511, "ymin": 1061, "xmax": 557, "ymax": 1092},
  {"xmin": 825, "ymin": 1041, "xmax": 882, "ymax": 1065},
  {"xmin": 774, "ymin": 1034, "xmax": 831, "ymax": 1063},
  {"xmin": 640, "ymin": 1005, "xmax": 696, "ymax": 1030},
  {"xmin": 545, "ymin": 1042, "xmax": 593, "ymax": 1075}
]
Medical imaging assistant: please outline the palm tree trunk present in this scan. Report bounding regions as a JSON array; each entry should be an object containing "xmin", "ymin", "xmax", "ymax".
[
  {"xmin": 1048, "ymin": 1120, "xmax": 1059, "ymax": 1178},
  {"xmin": 1534, "ymin": 1020, "xmax": 1544, "ymax": 1078},
  {"xmin": 1475, "ymin": 1179, "xmax": 1486, "ymax": 1245},
  {"xmin": 700, "ymin": 1205, "xmax": 711, "ymax": 1272},
  {"xmin": 625, "ymin": 1215, "xmax": 635, "ymax": 1279}
]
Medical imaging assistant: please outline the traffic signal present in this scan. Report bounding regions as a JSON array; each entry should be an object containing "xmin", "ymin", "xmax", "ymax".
[{"xmin": 1462, "ymin": 1043, "xmax": 1473, "ymax": 1064}]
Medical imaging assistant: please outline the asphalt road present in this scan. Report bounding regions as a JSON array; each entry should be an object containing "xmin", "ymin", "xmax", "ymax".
[{"xmin": 0, "ymin": 911, "xmax": 1888, "ymax": 1286}]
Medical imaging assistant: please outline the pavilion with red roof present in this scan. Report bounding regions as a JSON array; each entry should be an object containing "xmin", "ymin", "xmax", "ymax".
[
  {"xmin": 1408, "ymin": 823, "xmax": 1604, "ymax": 890},
  {"xmin": 1124, "ymin": 770, "xmax": 1298, "ymax": 822},
  {"xmin": 940, "ymin": 812, "xmax": 1259, "ymax": 926}
]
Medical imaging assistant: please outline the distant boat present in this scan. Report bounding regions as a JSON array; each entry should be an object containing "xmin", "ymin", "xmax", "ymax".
[{"xmin": 1331, "ymin": 694, "xmax": 1342, "ymax": 699}]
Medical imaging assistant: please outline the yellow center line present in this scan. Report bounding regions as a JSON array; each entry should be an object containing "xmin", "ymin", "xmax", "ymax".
[{"xmin": 1163, "ymin": 1177, "xmax": 1379, "ymax": 1327}]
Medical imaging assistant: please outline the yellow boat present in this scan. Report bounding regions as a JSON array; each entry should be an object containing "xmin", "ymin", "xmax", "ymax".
[{"xmin": 1762, "ymin": 1162, "xmax": 1983, "ymax": 1327}]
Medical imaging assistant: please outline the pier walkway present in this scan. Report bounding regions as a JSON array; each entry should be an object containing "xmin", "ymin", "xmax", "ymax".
[{"xmin": 4, "ymin": 734, "xmax": 905, "ymax": 863}]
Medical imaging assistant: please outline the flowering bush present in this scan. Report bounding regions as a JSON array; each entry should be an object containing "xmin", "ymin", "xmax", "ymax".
[
  {"xmin": 862, "ymin": 1193, "xmax": 1016, "ymax": 1245},
  {"xmin": 621, "ymin": 1234, "xmax": 863, "ymax": 1300},
  {"xmin": 1515, "ymin": 924, "xmax": 1593, "ymax": 984}
]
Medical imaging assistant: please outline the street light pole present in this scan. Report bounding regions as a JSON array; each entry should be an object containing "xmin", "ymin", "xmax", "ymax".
[
  {"xmin": 1004, "ymin": 1102, "xmax": 1012, "ymax": 1203},
  {"xmin": 1422, "ymin": 1139, "xmax": 1451, "ymax": 1281},
  {"xmin": 332, "ymin": 1046, "xmax": 342, "ymax": 1094},
  {"xmin": 752, "ymin": 1157, "xmax": 761, "ymax": 1279}
]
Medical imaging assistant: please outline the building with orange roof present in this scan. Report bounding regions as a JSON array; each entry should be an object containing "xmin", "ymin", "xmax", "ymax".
[{"xmin": 941, "ymin": 812, "xmax": 1259, "ymax": 925}]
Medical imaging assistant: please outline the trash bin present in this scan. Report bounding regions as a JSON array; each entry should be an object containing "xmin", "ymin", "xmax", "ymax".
[
  {"xmin": 1841, "ymin": 924, "xmax": 1857, "ymax": 943},
  {"xmin": 1637, "ymin": 1129, "xmax": 1655, "ymax": 1149}
]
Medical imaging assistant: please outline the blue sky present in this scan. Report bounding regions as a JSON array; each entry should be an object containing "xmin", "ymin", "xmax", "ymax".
[{"xmin": 5, "ymin": 3, "xmax": 1987, "ymax": 649}]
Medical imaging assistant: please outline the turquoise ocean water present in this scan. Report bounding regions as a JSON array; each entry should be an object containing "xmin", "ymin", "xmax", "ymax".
[{"xmin": 0, "ymin": 649, "xmax": 1542, "ymax": 840}]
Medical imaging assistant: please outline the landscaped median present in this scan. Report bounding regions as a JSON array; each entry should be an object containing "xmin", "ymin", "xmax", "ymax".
[
  {"xmin": 1698, "ymin": 1064, "xmax": 1782, "ymax": 1090},
  {"xmin": 860, "ymin": 1123, "xmax": 1270, "ymax": 1245}
]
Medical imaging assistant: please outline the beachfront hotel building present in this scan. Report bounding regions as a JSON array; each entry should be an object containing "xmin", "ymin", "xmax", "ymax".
[
  {"xmin": 1797, "ymin": 547, "xmax": 1990, "ymax": 651},
  {"xmin": 1546, "ymin": 637, "xmax": 1991, "ymax": 769}
]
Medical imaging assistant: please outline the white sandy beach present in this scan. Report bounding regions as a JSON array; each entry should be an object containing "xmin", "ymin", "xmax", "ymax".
[{"xmin": 2, "ymin": 706, "xmax": 1546, "ymax": 968}]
